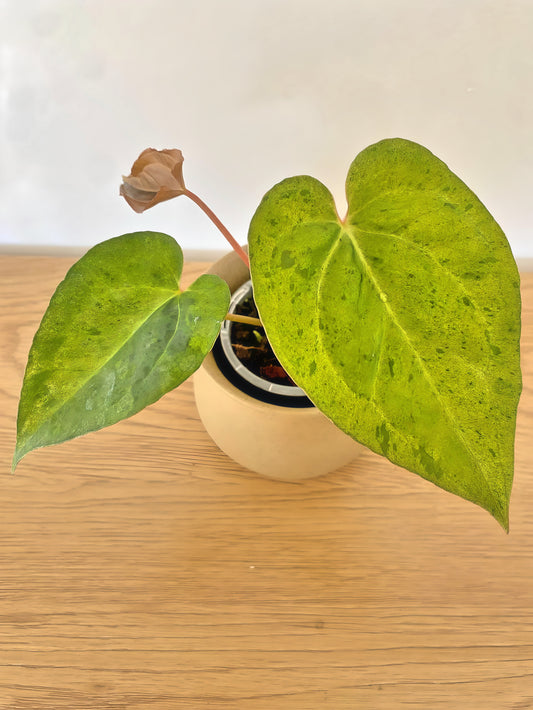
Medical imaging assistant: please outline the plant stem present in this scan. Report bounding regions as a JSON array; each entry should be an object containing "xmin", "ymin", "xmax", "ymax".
[
  {"xmin": 225, "ymin": 313, "xmax": 263, "ymax": 328},
  {"xmin": 184, "ymin": 189, "xmax": 250, "ymax": 267}
]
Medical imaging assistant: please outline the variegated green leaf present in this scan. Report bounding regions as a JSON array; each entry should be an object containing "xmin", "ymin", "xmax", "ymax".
[
  {"xmin": 249, "ymin": 138, "xmax": 521, "ymax": 529},
  {"xmin": 14, "ymin": 231, "xmax": 230, "ymax": 468}
]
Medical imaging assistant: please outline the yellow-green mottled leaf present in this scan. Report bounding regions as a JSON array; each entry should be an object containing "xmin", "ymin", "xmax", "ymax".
[{"xmin": 248, "ymin": 138, "xmax": 521, "ymax": 529}]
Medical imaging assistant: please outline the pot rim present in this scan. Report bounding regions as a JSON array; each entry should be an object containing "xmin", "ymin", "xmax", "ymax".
[{"xmin": 199, "ymin": 349, "xmax": 324, "ymax": 418}]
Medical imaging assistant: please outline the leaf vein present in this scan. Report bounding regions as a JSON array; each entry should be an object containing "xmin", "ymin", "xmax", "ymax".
[{"xmin": 360, "ymin": 228, "xmax": 489, "ymax": 327}]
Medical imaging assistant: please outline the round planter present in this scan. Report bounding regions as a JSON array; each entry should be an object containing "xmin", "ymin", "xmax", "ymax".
[{"xmin": 193, "ymin": 250, "xmax": 365, "ymax": 481}]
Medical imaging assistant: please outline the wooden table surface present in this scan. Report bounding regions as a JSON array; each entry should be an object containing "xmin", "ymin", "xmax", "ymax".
[{"xmin": 0, "ymin": 254, "xmax": 532, "ymax": 709}]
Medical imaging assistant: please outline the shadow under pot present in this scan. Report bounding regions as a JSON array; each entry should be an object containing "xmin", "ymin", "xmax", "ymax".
[{"xmin": 193, "ymin": 250, "xmax": 364, "ymax": 481}]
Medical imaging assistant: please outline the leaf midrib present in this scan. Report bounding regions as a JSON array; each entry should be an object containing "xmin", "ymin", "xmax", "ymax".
[
  {"xmin": 341, "ymin": 224, "xmax": 499, "ymax": 511},
  {"xmin": 288, "ymin": 216, "xmax": 499, "ymax": 511}
]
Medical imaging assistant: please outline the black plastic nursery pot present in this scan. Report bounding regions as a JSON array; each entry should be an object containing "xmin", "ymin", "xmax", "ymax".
[{"xmin": 193, "ymin": 250, "xmax": 364, "ymax": 481}]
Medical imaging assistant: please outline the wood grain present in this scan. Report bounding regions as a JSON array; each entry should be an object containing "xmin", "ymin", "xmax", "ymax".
[{"xmin": 0, "ymin": 254, "xmax": 532, "ymax": 709}]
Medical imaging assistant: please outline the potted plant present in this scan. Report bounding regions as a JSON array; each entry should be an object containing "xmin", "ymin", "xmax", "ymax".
[
  {"xmin": 193, "ymin": 250, "xmax": 366, "ymax": 481},
  {"xmin": 12, "ymin": 139, "xmax": 521, "ymax": 530}
]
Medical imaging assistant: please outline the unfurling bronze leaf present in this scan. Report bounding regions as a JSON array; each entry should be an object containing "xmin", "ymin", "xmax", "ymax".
[{"xmin": 120, "ymin": 148, "xmax": 186, "ymax": 213}]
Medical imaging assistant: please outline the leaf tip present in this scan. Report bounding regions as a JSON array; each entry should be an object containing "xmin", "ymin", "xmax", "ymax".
[
  {"xmin": 11, "ymin": 451, "xmax": 22, "ymax": 474},
  {"xmin": 492, "ymin": 500, "xmax": 510, "ymax": 534},
  {"xmin": 11, "ymin": 440, "xmax": 30, "ymax": 473},
  {"xmin": 499, "ymin": 512, "xmax": 510, "ymax": 535}
]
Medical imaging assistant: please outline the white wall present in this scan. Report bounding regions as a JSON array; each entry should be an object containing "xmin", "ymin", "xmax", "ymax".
[{"xmin": 2, "ymin": 0, "xmax": 532, "ymax": 257}]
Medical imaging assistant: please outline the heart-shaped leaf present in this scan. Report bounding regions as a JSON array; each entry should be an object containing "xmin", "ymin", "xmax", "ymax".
[
  {"xmin": 13, "ymin": 231, "xmax": 230, "ymax": 468},
  {"xmin": 249, "ymin": 138, "xmax": 521, "ymax": 529}
]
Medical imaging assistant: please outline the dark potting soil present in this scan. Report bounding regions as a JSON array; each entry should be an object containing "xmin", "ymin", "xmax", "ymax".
[{"xmin": 231, "ymin": 295, "xmax": 297, "ymax": 387}]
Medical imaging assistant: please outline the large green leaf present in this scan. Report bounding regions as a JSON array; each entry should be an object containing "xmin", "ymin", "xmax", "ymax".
[
  {"xmin": 248, "ymin": 138, "xmax": 521, "ymax": 529},
  {"xmin": 14, "ymin": 232, "xmax": 230, "ymax": 468}
]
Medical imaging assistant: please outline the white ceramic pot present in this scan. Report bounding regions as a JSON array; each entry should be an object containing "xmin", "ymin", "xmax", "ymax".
[{"xmin": 193, "ymin": 250, "xmax": 364, "ymax": 481}]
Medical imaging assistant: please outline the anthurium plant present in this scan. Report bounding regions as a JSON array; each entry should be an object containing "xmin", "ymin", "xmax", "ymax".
[{"xmin": 13, "ymin": 139, "xmax": 521, "ymax": 530}]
